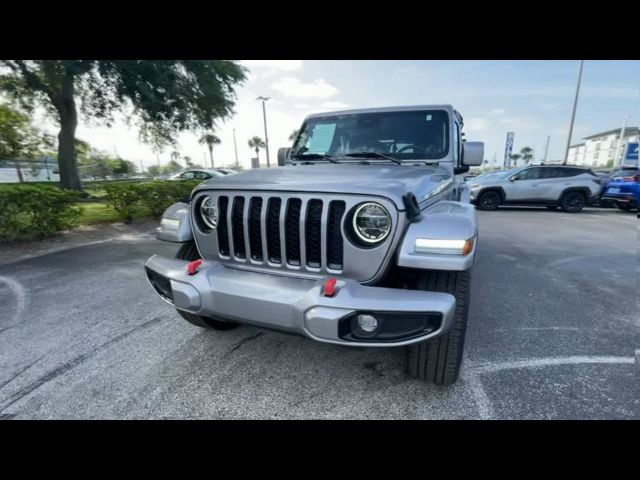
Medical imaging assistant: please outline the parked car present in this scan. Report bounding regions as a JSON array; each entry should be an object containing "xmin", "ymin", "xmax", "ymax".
[
  {"xmin": 146, "ymin": 104, "xmax": 484, "ymax": 386},
  {"xmin": 600, "ymin": 168, "xmax": 639, "ymax": 211},
  {"xmin": 168, "ymin": 169, "xmax": 226, "ymax": 181},
  {"xmin": 468, "ymin": 165, "xmax": 601, "ymax": 212},
  {"xmin": 214, "ymin": 168, "xmax": 239, "ymax": 175}
]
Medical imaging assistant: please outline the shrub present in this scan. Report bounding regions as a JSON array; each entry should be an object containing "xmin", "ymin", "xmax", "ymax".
[
  {"xmin": 0, "ymin": 185, "xmax": 82, "ymax": 242},
  {"xmin": 103, "ymin": 180, "xmax": 200, "ymax": 223}
]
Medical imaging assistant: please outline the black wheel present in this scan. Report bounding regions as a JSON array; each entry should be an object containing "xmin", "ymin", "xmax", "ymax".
[
  {"xmin": 560, "ymin": 191, "xmax": 586, "ymax": 213},
  {"xmin": 406, "ymin": 270, "xmax": 471, "ymax": 386},
  {"xmin": 546, "ymin": 206, "xmax": 558, "ymax": 210},
  {"xmin": 615, "ymin": 203, "xmax": 631, "ymax": 211},
  {"xmin": 477, "ymin": 190, "xmax": 501, "ymax": 210},
  {"xmin": 174, "ymin": 241, "xmax": 239, "ymax": 330}
]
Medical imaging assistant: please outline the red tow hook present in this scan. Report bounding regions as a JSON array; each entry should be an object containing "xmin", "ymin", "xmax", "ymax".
[
  {"xmin": 323, "ymin": 277, "xmax": 337, "ymax": 297},
  {"xmin": 186, "ymin": 259, "xmax": 203, "ymax": 276}
]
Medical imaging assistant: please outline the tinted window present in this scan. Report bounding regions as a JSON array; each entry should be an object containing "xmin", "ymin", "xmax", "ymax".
[
  {"xmin": 180, "ymin": 171, "xmax": 195, "ymax": 179},
  {"xmin": 193, "ymin": 172, "xmax": 211, "ymax": 179},
  {"xmin": 516, "ymin": 168, "xmax": 542, "ymax": 180}
]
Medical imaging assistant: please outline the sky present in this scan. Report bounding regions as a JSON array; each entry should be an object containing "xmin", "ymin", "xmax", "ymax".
[{"xmin": 33, "ymin": 60, "xmax": 640, "ymax": 170}]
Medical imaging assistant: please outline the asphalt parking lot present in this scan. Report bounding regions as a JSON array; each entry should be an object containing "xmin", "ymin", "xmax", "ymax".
[{"xmin": 0, "ymin": 207, "xmax": 638, "ymax": 419}]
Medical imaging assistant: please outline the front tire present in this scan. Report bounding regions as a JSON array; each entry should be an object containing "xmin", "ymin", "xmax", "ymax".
[
  {"xmin": 560, "ymin": 191, "xmax": 586, "ymax": 213},
  {"xmin": 406, "ymin": 270, "xmax": 471, "ymax": 386},
  {"xmin": 174, "ymin": 241, "xmax": 240, "ymax": 330},
  {"xmin": 476, "ymin": 190, "xmax": 501, "ymax": 210}
]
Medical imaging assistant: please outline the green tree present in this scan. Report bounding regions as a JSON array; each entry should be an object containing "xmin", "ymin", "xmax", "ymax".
[
  {"xmin": 520, "ymin": 146, "xmax": 534, "ymax": 165},
  {"xmin": 161, "ymin": 160, "xmax": 183, "ymax": 175},
  {"xmin": 510, "ymin": 153, "xmax": 522, "ymax": 166},
  {"xmin": 0, "ymin": 103, "xmax": 52, "ymax": 182},
  {"xmin": 199, "ymin": 133, "xmax": 221, "ymax": 169},
  {"xmin": 183, "ymin": 156, "xmax": 194, "ymax": 168},
  {"xmin": 170, "ymin": 150, "xmax": 181, "ymax": 165},
  {"xmin": 248, "ymin": 136, "xmax": 266, "ymax": 164},
  {"xmin": 0, "ymin": 60, "xmax": 247, "ymax": 190},
  {"xmin": 147, "ymin": 165, "xmax": 161, "ymax": 176},
  {"xmin": 289, "ymin": 129, "xmax": 299, "ymax": 142}
]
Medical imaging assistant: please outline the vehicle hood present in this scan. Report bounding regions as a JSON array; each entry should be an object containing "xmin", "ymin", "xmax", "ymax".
[{"xmin": 193, "ymin": 163, "xmax": 453, "ymax": 209}]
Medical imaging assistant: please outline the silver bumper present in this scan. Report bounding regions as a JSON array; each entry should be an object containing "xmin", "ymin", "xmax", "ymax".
[{"xmin": 144, "ymin": 255, "xmax": 456, "ymax": 347}]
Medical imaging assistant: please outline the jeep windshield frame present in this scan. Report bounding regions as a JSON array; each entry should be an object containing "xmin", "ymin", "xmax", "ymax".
[{"xmin": 290, "ymin": 109, "xmax": 450, "ymax": 163}]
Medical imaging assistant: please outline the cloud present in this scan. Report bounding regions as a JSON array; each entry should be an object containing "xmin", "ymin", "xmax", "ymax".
[
  {"xmin": 489, "ymin": 108, "xmax": 506, "ymax": 116},
  {"xmin": 466, "ymin": 117, "xmax": 491, "ymax": 132},
  {"xmin": 320, "ymin": 101, "xmax": 351, "ymax": 110},
  {"xmin": 270, "ymin": 77, "xmax": 339, "ymax": 99},
  {"xmin": 242, "ymin": 60, "xmax": 303, "ymax": 72}
]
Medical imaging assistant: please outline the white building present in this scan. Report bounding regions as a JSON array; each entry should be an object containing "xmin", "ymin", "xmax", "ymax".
[{"xmin": 567, "ymin": 127, "xmax": 639, "ymax": 168}]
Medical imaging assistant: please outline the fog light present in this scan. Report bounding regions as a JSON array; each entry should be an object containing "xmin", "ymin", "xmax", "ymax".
[{"xmin": 357, "ymin": 314, "xmax": 378, "ymax": 333}]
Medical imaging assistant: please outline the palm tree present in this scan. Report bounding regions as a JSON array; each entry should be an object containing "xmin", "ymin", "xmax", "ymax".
[
  {"xmin": 170, "ymin": 150, "xmax": 181, "ymax": 166},
  {"xmin": 289, "ymin": 129, "xmax": 299, "ymax": 143},
  {"xmin": 183, "ymin": 156, "xmax": 194, "ymax": 168},
  {"xmin": 520, "ymin": 146, "xmax": 534, "ymax": 165},
  {"xmin": 248, "ymin": 136, "xmax": 266, "ymax": 165},
  {"xmin": 510, "ymin": 153, "xmax": 522, "ymax": 167},
  {"xmin": 199, "ymin": 133, "xmax": 221, "ymax": 169}
]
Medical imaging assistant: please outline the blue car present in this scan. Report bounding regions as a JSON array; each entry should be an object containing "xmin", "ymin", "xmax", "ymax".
[{"xmin": 601, "ymin": 168, "xmax": 639, "ymax": 211}]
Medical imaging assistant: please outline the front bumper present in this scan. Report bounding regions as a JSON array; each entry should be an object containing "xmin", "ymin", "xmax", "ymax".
[{"xmin": 144, "ymin": 255, "xmax": 456, "ymax": 347}]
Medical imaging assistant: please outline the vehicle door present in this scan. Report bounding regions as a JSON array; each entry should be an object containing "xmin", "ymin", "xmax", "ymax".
[
  {"xmin": 537, "ymin": 167, "xmax": 570, "ymax": 200},
  {"xmin": 504, "ymin": 167, "xmax": 543, "ymax": 201}
]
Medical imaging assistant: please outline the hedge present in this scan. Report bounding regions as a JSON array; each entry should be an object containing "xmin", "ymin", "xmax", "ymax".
[
  {"xmin": 103, "ymin": 180, "xmax": 200, "ymax": 223},
  {"xmin": 0, "ymin": 185, "xmax": 82, "ymax": 241}
]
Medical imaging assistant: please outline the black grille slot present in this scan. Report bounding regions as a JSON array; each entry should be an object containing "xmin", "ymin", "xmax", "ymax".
[
  {"xmin": 305, "ymin": 200, "xmax": 323, "ymax": 268},
  {"xmin": 248, "ymin": 197, "xmax": 263, "ymax": 261},
  {"xmin": 231, "ymin": 197, "xmax": 246, "ymax": 258},
  {"xmin": 285, "ymin": 198, "xmax": 302, "ymax": 265},
  {"xmin": 266, "ymin": 198, "xmax": 282, "ymax": 263},
  {"xmin": 217, "ymin": 196, "xmax": 230, "ymax": 256},
  {"xmin": 327, "ymin": 200, "xmax": 345, "ymax": 269}
]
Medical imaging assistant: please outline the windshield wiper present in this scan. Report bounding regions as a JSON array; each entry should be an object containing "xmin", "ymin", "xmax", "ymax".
[
  {"xmin": 344, "ymin": 152, "xmax": 402, "ymax": 165},
  {"xmin": 291, "ymin": 153, "xmax": 339, "ymax": 164}
]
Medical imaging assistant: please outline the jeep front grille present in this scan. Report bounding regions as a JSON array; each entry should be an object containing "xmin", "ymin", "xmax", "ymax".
[{"xmin": 215, "ymin": 194, "xmax": 346, "ymax": 272}]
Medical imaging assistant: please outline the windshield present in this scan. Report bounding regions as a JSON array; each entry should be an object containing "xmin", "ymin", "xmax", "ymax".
[{"xmin": 291, "ymin": 109, "xmax": 450, "ymax": 161}]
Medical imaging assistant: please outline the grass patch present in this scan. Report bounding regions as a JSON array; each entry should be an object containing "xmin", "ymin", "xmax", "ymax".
[
  {"xmin": 76, "ymin": 201, "xmax": 153, "ymax": 225},
  {"xmin": 76, "ymin": 202, "xmax": 121, "ymax": 225}
]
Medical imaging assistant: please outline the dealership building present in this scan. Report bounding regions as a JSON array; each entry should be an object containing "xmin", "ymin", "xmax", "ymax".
[{"xmin": 567, "ymin": 127, "xmax": 638, "ymax": 167}]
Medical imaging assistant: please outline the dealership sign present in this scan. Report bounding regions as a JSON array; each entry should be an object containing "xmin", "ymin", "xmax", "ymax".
[
  {"xmin": 504, "ymin": 132, "xmax": 515, "ymax": 167},
  {"xmin": 623, "ymin": 142, "xmax": 638, "ymax": 167}
]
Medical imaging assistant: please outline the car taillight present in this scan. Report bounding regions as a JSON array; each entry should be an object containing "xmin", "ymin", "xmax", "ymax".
[{"xmin": 622, "ymin": 176, "xmax": 637, "ymax": 182}]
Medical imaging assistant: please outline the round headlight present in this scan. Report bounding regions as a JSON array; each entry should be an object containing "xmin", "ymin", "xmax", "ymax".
[
  {"xmin": 352, "ymin": 202, "xmax": 391, "ymax": 244},
  {"xmin": 199, "ymin": 196, "xmax": 218, "ymax": 230}
]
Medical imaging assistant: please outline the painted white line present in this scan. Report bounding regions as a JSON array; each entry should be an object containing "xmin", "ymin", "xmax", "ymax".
[
  {"xmin": 465, "ymin": 355, "xmax": 636, "ymax": 420},
  {"xmin": 0, "ymin": 276, "xmax": 28, "ymax": 325},
  {"xmin": 472, "ymin": 356, "xmax": 635, "ymax": 375}
]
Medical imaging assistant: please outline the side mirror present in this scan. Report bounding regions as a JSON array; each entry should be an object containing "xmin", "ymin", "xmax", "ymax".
[
  {"xmin": 462, "ymin": 142, "xmax": 484, "ymax": 166},
  {"xmin": 277, "ymin": 147, "xmax": 291, "ymax": 167},
  {"xmin": 510, "ymin": 176, "xmax": 518, "ymax": 181}
]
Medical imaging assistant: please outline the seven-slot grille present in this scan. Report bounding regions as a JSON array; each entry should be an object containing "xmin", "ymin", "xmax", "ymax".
[{"xmin": 216, "ymin": 195, "xmax": 346, "ymax": 271}]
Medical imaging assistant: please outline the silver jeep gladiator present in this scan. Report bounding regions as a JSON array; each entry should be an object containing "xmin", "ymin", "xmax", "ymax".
[{"xmin": 145, "ymin": 105, "xmax": 484, "ymax": 385}]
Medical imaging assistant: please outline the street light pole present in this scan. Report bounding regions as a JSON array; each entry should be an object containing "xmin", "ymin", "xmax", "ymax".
[
  {"xmin": 233, "ymin": 128, "xmax": 239, "ymax": 168},
  {"xmin": 257, "ymin": 96, "xmax": 271, "ymax": 167},
  {"xmin": 543, "ymin": 135, "xmax": 550, "ymax": 164},
  {"xmin": 563, "ymin": 60, "xmax": 584, "ymax": 165},
  {"xmin": 614, "ymin": 115, "xmax": 629, "ymax": 167}
]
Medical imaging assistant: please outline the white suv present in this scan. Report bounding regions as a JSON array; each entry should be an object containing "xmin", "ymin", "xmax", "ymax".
[{"xmin": 468, "ymin": 165, "xmax": 601, "ymax": 213}]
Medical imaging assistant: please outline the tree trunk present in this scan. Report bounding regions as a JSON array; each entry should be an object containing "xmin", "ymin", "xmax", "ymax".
[
  {"xmin": 209, "ymin": 146, "xmax": 214, "ymax": 168},
  {"xmin": 54, "ymin": 74, "xmax": 82, "ymax": 191},
  {"xmin": 14, "ymin": 160, "xmax": 24, "ymax": 182}
]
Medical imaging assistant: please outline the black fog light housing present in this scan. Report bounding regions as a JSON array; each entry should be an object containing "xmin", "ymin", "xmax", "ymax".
[
  {"xmin": 145, "ymin": 267, "xmax": 174, "ymax": 303},
  {"xmin": 339, "ymin": 311, "xmax": 442, "ymax": 343}
]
